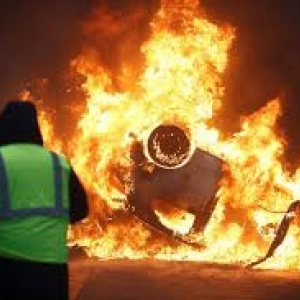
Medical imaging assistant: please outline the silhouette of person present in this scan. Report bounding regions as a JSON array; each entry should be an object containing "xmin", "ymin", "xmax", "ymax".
[{"xmin": 0, "ymin": 100, "xmax": 88, "ymax": 300}]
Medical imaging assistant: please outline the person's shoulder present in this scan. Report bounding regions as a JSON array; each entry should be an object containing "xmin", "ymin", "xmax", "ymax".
[{"xmin": 48, "ymin": 149, "xmax": 72, "ymax": 170}]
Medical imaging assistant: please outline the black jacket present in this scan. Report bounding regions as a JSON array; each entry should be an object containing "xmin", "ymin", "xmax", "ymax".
[{"xmin": 0, "ymin": 100, "xmax": 88, "ymax": 223}]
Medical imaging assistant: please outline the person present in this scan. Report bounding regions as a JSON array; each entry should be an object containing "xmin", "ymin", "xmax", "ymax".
[{"xmin": 0, "ymin": 100, "xmax": 88, "ymax": 299}]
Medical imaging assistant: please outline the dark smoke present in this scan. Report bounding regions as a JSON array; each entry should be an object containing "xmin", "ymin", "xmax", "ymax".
[
  {"xmin": 0, "ymin": 0, "xmax": 159, "ymax": 100},
  {"xmin": 0, "ymin": 0, "xmax": 91, "ymax": 140},
  {"xmin": 201, "ymin": 0, "xmax": 300, "ymax": 165},
  {"xmin": 0, "ymin": 0, "xmax": 89, "ymax": 100},
  {"xmin": 0, "ymin": 0, "xmax": 159, "ymax": 138}
]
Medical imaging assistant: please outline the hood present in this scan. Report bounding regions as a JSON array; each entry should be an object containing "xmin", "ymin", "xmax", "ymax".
[{"xmin": 0, "ymin": 100, "xmax": 43, "ymax": 146}]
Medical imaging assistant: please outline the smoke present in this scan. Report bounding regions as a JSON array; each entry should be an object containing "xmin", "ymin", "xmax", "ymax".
[
  {"xmin": 0, "ymin": 0, "xmax": 88, "ymax": 103},
  {"xmin": 80, "ymin": 0, "xmax": 160, "ymax": 91},
  {"xmin": 201, "ymin": 0, "xmax": 300, "ymax": 163},
  {"xmin": 0, "ymin": 0, "xmax": 160, "ymax": 137}
]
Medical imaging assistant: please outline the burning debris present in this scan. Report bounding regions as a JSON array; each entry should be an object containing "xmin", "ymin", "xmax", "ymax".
[{"xmin": 247, "ymin": 200, "xmax": 300, "ymax": 268}]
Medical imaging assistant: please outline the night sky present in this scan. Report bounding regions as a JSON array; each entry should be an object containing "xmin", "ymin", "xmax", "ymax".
[{"xmin": 0, "ymin": 0, "xmax": 300, "ymax": 164}]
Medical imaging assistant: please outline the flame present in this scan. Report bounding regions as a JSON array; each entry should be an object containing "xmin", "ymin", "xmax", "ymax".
[
  {"xmin": 18, "ymin": 92, "xmax": 63, "ymax": 154},
  {"xmin": 37, "ymin": 0, "xmax": 300, "ymax": 269}
]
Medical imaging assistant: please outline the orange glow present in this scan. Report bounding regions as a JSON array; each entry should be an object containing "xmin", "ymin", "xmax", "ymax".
[{"xmin": 38, "ymin": 0, "xmax": 300, "ymax": 269}]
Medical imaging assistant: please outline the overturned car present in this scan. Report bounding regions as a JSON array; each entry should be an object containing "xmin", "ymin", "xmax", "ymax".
[
  {"xmin": 114, "ymin": 123, "xmax": 298, "ymax": 267},
  {"xmin": 127, "ymin": 124, "xmax": 223, "ymax": 243}
]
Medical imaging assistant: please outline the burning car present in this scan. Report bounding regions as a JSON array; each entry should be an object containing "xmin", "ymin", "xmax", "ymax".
[
  {"xmin": 127, "ymin": 124, "xmax": 223, "ymax": 243},
  {"xmin": 119, "ymin": 123, "xmax": 299, "ymax": 267},
  {"xmin": 44, "ymin": 0, "xmax": 300, "ymax": 269}
]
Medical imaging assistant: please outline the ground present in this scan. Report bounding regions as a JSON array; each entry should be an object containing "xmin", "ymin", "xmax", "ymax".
[{"xmin": 69, "ymin": 250, "xmax": 300, "ymax": 300}]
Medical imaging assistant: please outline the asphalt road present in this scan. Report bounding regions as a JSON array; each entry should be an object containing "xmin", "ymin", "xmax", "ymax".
[{"xmin": 69, "ymin": 254, "xmax": 300, "ymax": 300}]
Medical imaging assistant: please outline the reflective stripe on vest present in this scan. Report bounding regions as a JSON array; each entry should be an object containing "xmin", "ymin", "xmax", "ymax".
[{"xmin": 0, "ymin": 152, "xmax": 69, "ymax": 218}]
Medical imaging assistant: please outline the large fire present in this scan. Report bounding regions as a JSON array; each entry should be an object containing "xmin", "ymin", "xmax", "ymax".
[{"xmin": 35, "ymin": 0, "xmax": 300, "ymax": 269}]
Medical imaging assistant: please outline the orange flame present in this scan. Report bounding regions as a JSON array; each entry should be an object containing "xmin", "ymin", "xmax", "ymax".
[{"xmin": 38, "ymin": 1, "xmax": 300, "ymax": 269}]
